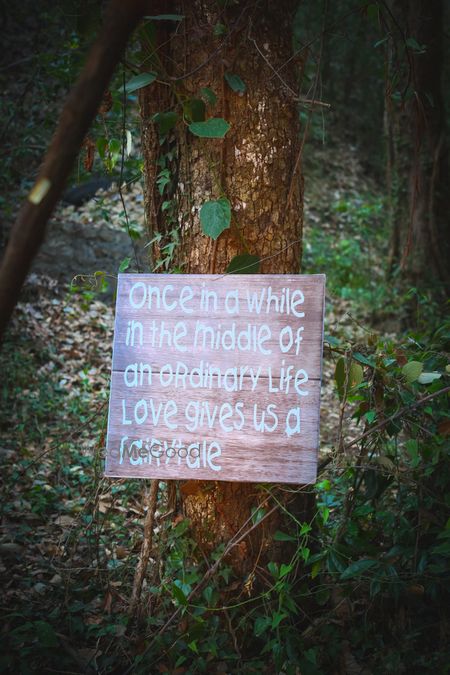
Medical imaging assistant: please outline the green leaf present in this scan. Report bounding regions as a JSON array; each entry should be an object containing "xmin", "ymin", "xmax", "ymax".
[
  {"xmin": 349, "ymin": 362, "xmax": 364, "ymax": 388},
  {"xmin": 153, "ymin": 111, "xmax": 178, "ymax": 136},
  {"xmin": 405, "ymin": 439, "xmax": 420, "ymax": 467},
  {"xmin": 320, "ymin": 506, "xmax": 330, "ymax": 524},
  {"xmin": 267, "ymin": 561, "xmax": 279, "ymax": 579},
  {"xmin": 224, "ymin": 72, "xmax": 246, "ymax": 94},
  {"xmin": 129, "ymin": 227, "xmax": 140, "ymax": 241},
  {"xmin": 335, "ymin": 358, "xmax": 346, "ymax": 391},
  {"xmin": 324, "ymin": 334, "xmax": 340, "ymax": 347},
  {"xmin": 172, "ymin": 582, "xmax": 188, "ymax": 606},
  {"xmin": 183, "ymin": 98, "xmax": 206, "ymax": 123},
  {"xmin": 35, "ymin": 621, "xmax": 58, "ymax": 648},
  {"xmin": 340, "ymin": 558, "xmax": 378, "ymax": 580},
  {"xmin": 327, "ymin": 551, "xmax": 347, "ymax": 575},
  {"xmin": 366, "ymin": 3, "xmax": 379, "ymax": 21},
  {"xmin": 432, "ymin": 540, "xmax": 450, "ymax": 556},
  {"xmin": 353, "ymin": 352, "xmax": 375, "ymax": 367},
  {"xmin": 251, "ymin": 506, "xmax": 266, "ymax": 525},
  {"xmin": 219, "ymin": 566, "xmax": 230, "ymax": 584},
  {"xmin": 370, "ymin": 579, "xmax": 381, "ymax": 597},
  {"xmin": 146, "ymin": 14, "xmax": 184, "ymax": 21},
  {"xmin": 214, "ymin": 22, "xmax": 226, "ymax": 37},
  {"xmin": 335, "ymin": 358, "xmax": 364, "ymax": 398},
  {"xmin": 405, "ymin": 37, "xmax": 426, "ymax": 53},
  {"xmin": 108, "ymin": 138, "xmax": 121, "ymax": 155},
  {"xmin": 301, "ymin": 547, "xmax": 310, "ymax": 563},
  {"xmin": 188, "ymin": 640, "xmax": 198, "ymax": 654},
  {"xmin": 254, "ymin": 616, "xmax": 271, "ymax": 637},
  {"xmin": 279, "ymin": 563, "xmax": 293, "ymax": 578},
  {"xmin": 125, "ymin": 72, "xmax": 157, "ymax": 94},
  {"xmin": 271, "ymin": 611, "xmax": 288, "ymax": 629},
  {"xmin": 311, "ymin": 559, "xmax": 322, "ymax": 579},
  {"xmin": 96, "ymin": 136, "xmax": 107, "ymax": 159},
  {"xmin": 402, "ymin": 360, "xmax": 423, "ymax": 383},
  {"xmin": 189, "ymin": 118, "xmax": 230, "ymax": 138},
  {"xmin": 226, "ymin": 253, "xmax": 260, "ymax": 274},
  {"xmin": 172, "ymin": 518, "xmax": 190, "ymax": 537},
  {"xmin": 273, "ymin": 530, "xmax": 297, "ymax": 542},
  {"xmin": 203, "ymin": 586, "xmax": 213, "ymax": 605},
  {"xmin": 200, "ymin": 87, "xmax": 217, "ymax": 106},
  {"xmin": 119, "ymin": 257, "xmax": 131, "ymax": 273},
  {"xmin": 200, "ymin": 198, "xmax": 231, "ymax": 239},
  {"xmin": 417, "ymin": 372, "xmax": 441, "ymax": 384},
  {"xmin": 317, "ymin": 478, "xmax": 331, "ymax": 491},
  {"xmin": 365, "ymin": 410, "xmax": 376, "ymax": 424}
]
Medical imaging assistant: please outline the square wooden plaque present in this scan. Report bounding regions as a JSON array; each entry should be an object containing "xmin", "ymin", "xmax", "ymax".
[{"xmin": 106, "ymin": 274, "xmax": 325, "ymax": 484}]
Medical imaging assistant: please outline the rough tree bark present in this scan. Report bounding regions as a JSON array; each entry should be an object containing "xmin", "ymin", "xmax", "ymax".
[
  {"xmin": 140, "ymin": 1, "xmax": 312, "ymax": 575},
  {"xmin": 385, "ymin": 0, "xmax": 449, "ymax": 300}
]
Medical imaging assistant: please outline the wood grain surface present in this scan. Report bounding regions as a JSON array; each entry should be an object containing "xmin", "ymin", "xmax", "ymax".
[{"xmin": 106, "ymin": 274, "xmax": 325, "ymax": 484}]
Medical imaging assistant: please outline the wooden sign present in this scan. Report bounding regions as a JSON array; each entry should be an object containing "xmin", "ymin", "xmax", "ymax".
[{"xmin": 106, "ymin": 274, "xmax": 325, "ymax": 484}]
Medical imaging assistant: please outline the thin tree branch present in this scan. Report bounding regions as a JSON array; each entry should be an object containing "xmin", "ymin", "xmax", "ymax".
[
  {"xmin": 129, "ymin": 480, "xmax": 159, "ymax": 616},
  {"xmin": 345, "ymin": 384, "xmax": 450, "ymax": 450}
]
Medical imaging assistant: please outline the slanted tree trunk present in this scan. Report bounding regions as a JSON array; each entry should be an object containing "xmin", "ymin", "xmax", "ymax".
[
  {"xmin": 0, "ymin": 0, "xmax": 148, "ymax": 341},
  {"xmin": 385, "ymin": 0, "xmax": 449, "ymax": 303},
  {"xmin": 140, "ymin": 0, "xmax": 312, "ymax": 575},
  {"xmin": 405, "ymin": 0, "xmax": 449, "ymax": 291}
]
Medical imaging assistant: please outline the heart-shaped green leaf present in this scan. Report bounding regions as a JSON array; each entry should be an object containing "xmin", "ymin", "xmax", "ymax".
[
  {"xmin": 125, "ymin": 72, "xmax": 157, "ymax": 94},
  {"xmin": 417, "ymin": 372, "xmax": 441, "ymax": 384},
  {"xmin": 224, "ymin": 72, "xmax": 246, "ymax": 94},
  {"xmin": 335, "ymin": 358, "xmax": 364, "ymax": 399},
  {"xmin": 200, "ymin": 198, "xmax": 231, "ymax": 239},
  {"xmin": 189, "ymin": 118, "xmax": 230, "ymax": 138},
  {"xmin": 153, "ymin": 111, "xmax": 178, "ymax": 136},
  {"xmin": 200, "ymin": 87, "xmax": 217, "ymax": 106},
  {"xmin": 183, "ymin": 98, "xmax": 206, "ymax": 123},
  {"xmin": 226, "ymin": 253, "xmax": 260, "ymax": 274},
  {"xmin": 340, "ymin": 558, "xmax": 378, "ymax": 580},
  {"xmin": 402, "ymin": 360, "xmax": 423, "ymax": 383}
]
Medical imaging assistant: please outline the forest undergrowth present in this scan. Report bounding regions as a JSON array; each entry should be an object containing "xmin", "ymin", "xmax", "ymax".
[
  {"xmin": 1, "ymin": 137, "xmax": 449, "ymax": 674},
  {"xmin": 1, "ymin": 5, "xmax": 449, "ymax": 672}
]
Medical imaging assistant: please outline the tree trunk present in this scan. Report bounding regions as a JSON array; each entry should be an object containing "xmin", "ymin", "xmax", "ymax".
[
  {"xmin": 385, "ymin": 0, "xmax": 449, "ymax": 303},
  {"xmin": 405, "ymin": 0, "xmax": 449, "ymax": 291},
  {"xmin": 140, "ymin": 0, "xmax": 311, "ymax": 575}
]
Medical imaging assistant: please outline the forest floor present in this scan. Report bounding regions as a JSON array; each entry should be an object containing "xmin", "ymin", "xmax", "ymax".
[
  {"xmin": 0, "ymin": 134, "xmax": 389, "ymax": 673},
  {"xmin": 2, "ymin": 130, "xmax": 449, "ymax": 675}
]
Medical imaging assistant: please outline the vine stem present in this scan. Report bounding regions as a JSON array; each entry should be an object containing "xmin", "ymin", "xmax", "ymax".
[{"xmin": 129, "ymin": 480, "xmax": 159, "ymax": 617}]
